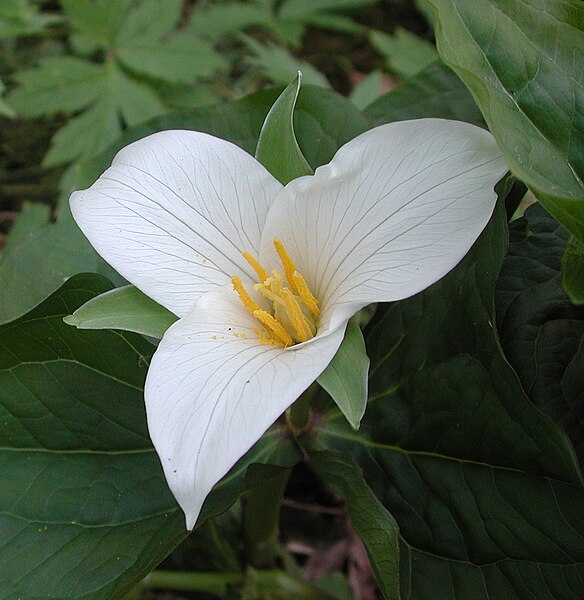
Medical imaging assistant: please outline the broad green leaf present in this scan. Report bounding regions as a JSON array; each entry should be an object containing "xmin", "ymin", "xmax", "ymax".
[
  {"xmin": 116, "ymin": 32, "xmax": 228, "ymax": 84},
  {"xmin": 317, "ymin": 318, "xmax": 369, "ymax": 430},
  {"xmin": 41, "ymin": 61, "xmax": 165, "ymax": 167},
  {"xmin": 0, "ymin": 274, "xmax": 300, "ymax": 600},
  {"xmin": 64, "ymin": 285, "xmax": 178, "ymax": 338},
  {"xmin": 370, "ymin": 28, "xmax": 438, "ymax": 79},
  {"xmin": 111, "ymin": 63, "xmax": 167, "ymax": 126},
  {"xmin": 7, "ymin": 56, "xmax": 105, "ymax": 117},
  {"xmin": 0, "ymin": 0, "xmax": 62, "ymax": 37},
  {"xmin": 255, "ymin": 73, "xmax": 313, "ymax": 184},
  {"xmin": 242, "ymin": 36, "xmax": 330, "ymax": 88},
  {"xmin": 60, "ymin": 0, "xmax": 132, "ymax": 46},
  {"xmin": 429, "ymin": 0, "xmax": 584, "ymax": 243},
  {"xmin": 114, "ymin": 0, "xmax": 181, "ymax": 46},
  {"xmin": 563, "ymin": 236, "xmax": 584, "ymax": 305},
  {"xmin": 42, "ymin": 91, "xmax": 121, "ymax": 167},
  {"xmin": 1, "ymin": 201, "xmax": 49, "ymax": 255},
  {"xmin": 348, "ymin": 70, "xmax": 384, "ymax": 110},
  {"xmin": 188, "ymin": 2, "xmax": 271, "ymax": 39},
  {"xmin": 364, "ymin": 61, "xmax": 483, "ymax": 127},
  {"xmin": 310, "ymin": 451, "xmax": 400, "ymax": 600},
  {"xmin": 0, "ymin": 208, "xmax": 124, "ymax": 326},
  {"xmin": 496, "ymin": 204, "xmax": 584, "ymax": 465},
  {"xmin": 319, "ymin": 203, "xmax": 584, "ymax": 598}
]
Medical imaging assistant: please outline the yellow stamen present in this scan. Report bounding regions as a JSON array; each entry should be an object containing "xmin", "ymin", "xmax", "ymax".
[
  {"xmin": 242, "ymin": 251, "xmax": 269, "ymax": 282},
  {"xmin": 273, "ymin": 239, "xmax": 299, "ymax": 294},
  {"xmin": 232, "ymin": 276, "xmax": 262, "ymax": 315},
  {"xmin": 292, "ymin": 271, "xmax": 320, "ymax": 316},
  {"xmin": 254, "ymin": 310, "xmax": 293, "ymax": 347},
  {"xmin": 280, "ymin": 289, "xmax": 312, "ymax": 342}
]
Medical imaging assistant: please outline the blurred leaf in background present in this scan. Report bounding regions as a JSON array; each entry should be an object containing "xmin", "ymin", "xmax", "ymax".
[{"xmin": 6, "ymin": 0, "xmax": 228, "ymax": 167}]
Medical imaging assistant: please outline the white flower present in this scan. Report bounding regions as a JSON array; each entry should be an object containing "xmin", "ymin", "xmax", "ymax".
[{"xmin": 70, "ymin": 119, "xmax": 507, "ymax": 529}]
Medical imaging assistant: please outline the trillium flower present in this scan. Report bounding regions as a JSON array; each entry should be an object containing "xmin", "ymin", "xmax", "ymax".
[{"xmin": 70, "ymin": 118, "xmax": 507, "ymax": 529}]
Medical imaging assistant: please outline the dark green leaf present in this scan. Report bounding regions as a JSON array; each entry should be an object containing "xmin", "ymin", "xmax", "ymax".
[
  {"xmin": 563, "ymin": 236, "xmax": 584, "ymax": 305},
  {"xmin": 496, "ymin": 204, "xmax": 584, "ymax": 466},
  {"xmin": 429, "ymin": 0, "xmax": 584, "ymax": 243},
  {"xmin": 364, "ymin": 61, "xmax": 484, "ymax": 126},
  {"xmin": 310, "ymin": 451, "xmax": 400, "ymax": 600},
  {"xmin": 319, "ymin": 203, "xmax": 584, "ymax": 598},
  {"xmin": 64, "ymin": 285, "xmax": 178, "ymax": 338},
  {"xmin": 255, "ymin": 73, "xmax": 313, "ymax": 184},
  {"xmin": 318, "ymin": 317, "xmax": 369, "ymax": 430},
  {"xmin": 0, "ymin": 274, "xmax": 299, "ymax": 599}
]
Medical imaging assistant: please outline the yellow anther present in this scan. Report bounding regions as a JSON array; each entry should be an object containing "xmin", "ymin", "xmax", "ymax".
[
  {"xmin": 273, "ymin": 239, "xmax": 299, "ymax": 294},
  {"xmin": 292, "ymin": 271, "xmax": 320, "ymax": 316},
  {"xmin": 232, "ymin": 276, "xmax": 262, "ymax": 315},
  {"xmin": 242, "ymin": 251, "xmax": 269, "ymax": 283},
  {"xmin": 281, "ymin": 289, "xmax": 312, "ymax": 343},
  {"xmin": 254, "ymin": 310, "xmax": 293, "ymax": 347}
]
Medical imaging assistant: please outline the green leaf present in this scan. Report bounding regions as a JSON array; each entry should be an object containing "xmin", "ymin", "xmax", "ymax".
[
  {"xmin": 319, "ymin": 204, "xmax": 584, "ymax": 598},
  {"xmin": 496, "ymin": 204, "xmax": 584, "ymax": 466},
  {"xmin": 317, "ymin": 317, "xmax": 369, "ymax": 430},
  {"xmin": 114, "ymin": 0, "xmax": 181, "ymax": 45},
  {"xmin": 1, "ymin": 201, "xmax": 50, "ymax": 255},
  {"xmin": 188, "ymin": 2, "xmax": 271, "ymax": 39},
  {"xmin": 242, "ymin": 36, "xmax": 330, "ymax": 88},
  {"xmin": 364, "ymin": 61, "xmax": 484, "ymax": 127},
  {"xmin": 428, "ymin": 0, "xmax": 584, "ymax": 243},
  {"xmin": 7, "ymin": 56, "xmax": 105, "ymax": 118},
  {"xmin": 64, "ymin": 285, "xmax": 178, "ymax": 338},
  {"xmin": 0, "ymin": 273, "xmax": 300, "ymax": 599},
  {"xmin": 0, "ymin": 207, "xmax": 123, "ymax": 325},
  {"xmin": 370, "ymin": 27, "xmax": 439, "ymax": 79},
  {"xmin": 255, "ymin": 73, "xmax": 313, "ymax": 184},
  {"xmin": 42, "ymin": 91, "xmax": 121, "ymax": 167},
  {"xmin": 0, "ymin": 0, "xmax": 62, "ymax": 37},
  {"xmin": 116, "ymin": 32, "xmax": 228, "ymax": 84},
  {"xmin": 0, "ymin": 77, "xmax": 15, "ymax": 118},
  {"xmin": 348, "ymin": 70, "xmax": 384, "ymax": 110},
  {"xmin": 309, "ymin": 451, "xmax": 400, "ymax": 600},
  {"xmin": 563, "ymin": 236, "xmax": 584, "ymax": 304},
  {"xmin": 41, "ymin": 62, "xmax": 165, "ymax": 167},
  {"xmin": 278, "ymin": 0, "xmax": 376, "ymax": 19},
  {"xmin": 61, "ymin": 0, "xmax": 132, "ymax": 46}
]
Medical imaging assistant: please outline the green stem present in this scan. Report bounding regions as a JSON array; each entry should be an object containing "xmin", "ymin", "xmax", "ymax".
[
  {"xmin": 244, "ymin": 467, "xmax": 291, "ymax": 568},
  {"xmin": 146, "ymin": 569, "xmax": 339, "ymax": 600},
  {"xmin": 145, "ymin": 570, "xmax": 243, "ymax": 595},
  {"xmin": 286, "ymin": 382, "xmax": 317, "ymax": 434}
]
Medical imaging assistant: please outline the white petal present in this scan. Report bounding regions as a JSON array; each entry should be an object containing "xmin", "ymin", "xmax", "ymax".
[
  {"xmin": 260, "ymin": 119, "xmax": 508, "ymax": 332},
  {"xmin": 71, "ymin": 131, "xmax": 283, "ymax": 317},
  {"xmin": 145, "ymin": 285, "xmax": 345, "ymax": 529}
]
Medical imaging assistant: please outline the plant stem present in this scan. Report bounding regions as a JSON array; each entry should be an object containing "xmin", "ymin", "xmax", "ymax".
[
  {"xmin": 145, "ymin": 569, "xmax": 340, "ymax": 600},
  {"xmin": 286, "ymin": 383, "xmax": 316, "ymax": 433},
  {"xmin": 244, "ymin": 467, "xmax": 291, "ymax": 568},
  {"xmin": 145, "ymin": 570, "xmax": 243, "ymax": 595}
]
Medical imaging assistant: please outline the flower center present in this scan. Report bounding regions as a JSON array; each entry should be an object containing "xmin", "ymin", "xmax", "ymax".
[{"xmin": 232, "ymin": 239, "xmax": 320, "ymax": 347}]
